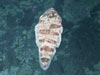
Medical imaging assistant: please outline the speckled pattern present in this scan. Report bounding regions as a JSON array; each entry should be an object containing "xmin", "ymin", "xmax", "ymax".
[
  {"xmin": 35, "ymin": 8, "xmax": 63, "ymax": 70},
  {"xmin": 0, "ymin": 0, "xmax": 100, "ymax": 75}
]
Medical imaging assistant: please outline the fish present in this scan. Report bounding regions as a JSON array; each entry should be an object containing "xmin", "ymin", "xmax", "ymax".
[{"xmin": 35, "ymin": 8, "xmax": 63, "ymax": 70}]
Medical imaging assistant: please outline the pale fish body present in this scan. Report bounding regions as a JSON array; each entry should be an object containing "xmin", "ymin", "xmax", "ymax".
[{"xmin": 35, "ymin": 8, "xmax": 63, "ymax": 70}]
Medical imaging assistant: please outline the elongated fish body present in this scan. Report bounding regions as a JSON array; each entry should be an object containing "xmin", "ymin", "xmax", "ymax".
[{"xmin": 35, "ymin": 8, "xmax": 63, "ymax": 70}]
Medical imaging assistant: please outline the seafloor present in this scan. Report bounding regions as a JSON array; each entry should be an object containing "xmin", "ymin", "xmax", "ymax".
[{"xmin": 0, "ymin": 0, "xmax": 100, "ymax": 75}]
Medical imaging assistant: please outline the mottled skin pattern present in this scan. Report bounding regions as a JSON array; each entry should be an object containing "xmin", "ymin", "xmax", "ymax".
[{"xmin": 35, "ymin": 8, "xmax": 63, "ymax": 70}]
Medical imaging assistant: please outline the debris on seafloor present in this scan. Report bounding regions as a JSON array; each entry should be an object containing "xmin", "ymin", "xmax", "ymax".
[{"xmin": 35, "ymin": 8, "xmax": 63, "ymax": 70}]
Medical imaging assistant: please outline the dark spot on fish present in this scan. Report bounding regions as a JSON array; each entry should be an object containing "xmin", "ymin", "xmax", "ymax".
[{"xmin": 41, "ymin": 58, "xmax": 49, "ymax": 62}]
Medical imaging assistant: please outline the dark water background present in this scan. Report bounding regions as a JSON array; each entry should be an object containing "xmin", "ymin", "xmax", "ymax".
[{"xmin": 0, "ymin": 0, "xmax": 100, "ymax": 75}]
